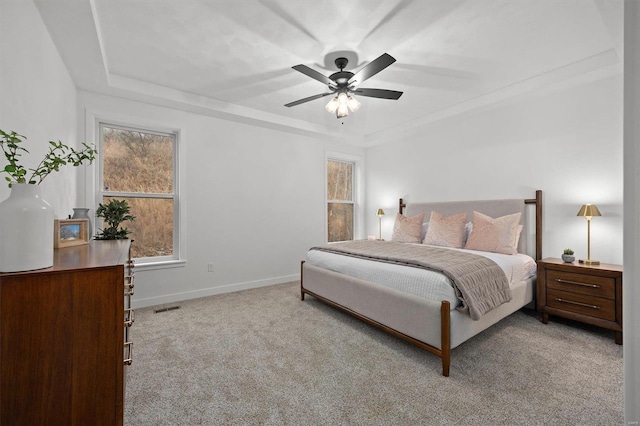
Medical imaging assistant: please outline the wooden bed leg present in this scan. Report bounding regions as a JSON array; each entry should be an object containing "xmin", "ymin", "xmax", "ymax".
[
  {"xmin": 300, "ymin": 260, "xmax": 305, "ymax": 301},
  {"xmin": 441, "ymin": 301, "xmax": 451, "ymax": 377}
]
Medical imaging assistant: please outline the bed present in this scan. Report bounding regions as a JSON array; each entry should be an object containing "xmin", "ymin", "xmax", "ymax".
[{"xmin": 300, "ymin": 190, "xmax": 542, "ymax": 376}]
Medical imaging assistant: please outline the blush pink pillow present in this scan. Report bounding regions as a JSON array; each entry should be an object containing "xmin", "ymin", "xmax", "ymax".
[
  {"xmin": 464, "ymin": 211, "xmax": 522, "ymax": 255},
  {"xmin": 391, "ymin": 213, "xmax": 425, "ymax": 243},
  {"xmin": 423, "ymin": 211, "xmax": 468, "ymax": 248}
]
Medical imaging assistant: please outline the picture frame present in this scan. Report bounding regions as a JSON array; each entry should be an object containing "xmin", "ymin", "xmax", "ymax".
[{"xmin": 54, "ymin": 218, "xmax": 90, "ymax": 248}]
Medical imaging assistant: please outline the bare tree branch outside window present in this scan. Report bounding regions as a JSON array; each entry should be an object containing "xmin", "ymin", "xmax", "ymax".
[
  {"xmin": 327, "ymin": 159, "xmax": 354, "ymax": 242},
  {"xmin": 101, "ymin": 125, "xmax": 175, "ymax": 258}
]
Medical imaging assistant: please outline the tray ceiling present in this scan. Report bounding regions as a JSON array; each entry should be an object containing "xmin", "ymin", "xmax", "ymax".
[{"xmin": 35, "ymin": 0, "xmax": 622, "ymax": 146}]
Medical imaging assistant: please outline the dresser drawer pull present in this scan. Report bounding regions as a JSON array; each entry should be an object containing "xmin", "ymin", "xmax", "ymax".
[
  {"xmin": 555, "ymin": 298, "xmax": 600, "ymax": 310},
  {"xmin": 555, "ymin": 278, "xmax": 600, "ymax": 289},
  {"xmin": 125, "ymin": 282, "xmax": 135, "ymax": 297},
  {"xmin": 124, "ymin": 308, "xmax": 135, "ymax": 327},
  {"xmin": 124, "ymin": 341, "xmax": 133, "ymax": 365}
]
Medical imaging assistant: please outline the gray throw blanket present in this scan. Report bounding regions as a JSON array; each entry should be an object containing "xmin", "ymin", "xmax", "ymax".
[{"xmin": 310, "ymin": 240, "xmax": 512, "ymax": 320}]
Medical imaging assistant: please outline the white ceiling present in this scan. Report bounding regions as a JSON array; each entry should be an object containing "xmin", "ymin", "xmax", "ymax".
[{"xmin": 34, "ymin": 0, "xmax": 622, "ymax": 146}]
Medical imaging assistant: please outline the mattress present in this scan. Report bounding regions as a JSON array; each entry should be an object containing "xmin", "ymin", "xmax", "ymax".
[{"xmin": 305, "ymin": 243, "xmax": 536, "ymax": 309}]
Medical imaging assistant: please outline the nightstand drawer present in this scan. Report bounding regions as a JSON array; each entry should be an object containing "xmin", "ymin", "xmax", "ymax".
[
  {"xmin": 546, "ymin": 270, "xmax": 615, "ymax": 299},
  {"xmin": 547, "ymin": 288, "xmax": 615, "ymax": 321}
]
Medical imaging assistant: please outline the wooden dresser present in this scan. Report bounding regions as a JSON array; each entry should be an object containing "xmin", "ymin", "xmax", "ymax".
[
  {"xmin": 0, "ymin": 240, "xmax": 134, "ymax": 425},
  {"xmin": 536, "ymin": 258, "xmax": 622, "ymax": 344}
]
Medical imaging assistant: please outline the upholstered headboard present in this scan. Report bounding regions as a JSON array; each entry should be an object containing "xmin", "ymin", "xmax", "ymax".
[{"xmin": 399, "ymin": 190, "xmax": 542, "ymax": 260}]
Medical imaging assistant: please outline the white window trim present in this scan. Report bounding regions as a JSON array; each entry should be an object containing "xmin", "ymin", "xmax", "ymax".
[
  {"xmin": 325, "ymin": 151, "xmax": 364, "ymax": 243},
  {"xmin": 83, "ymin": 109, "xmax": 187, "ymax": 270}
]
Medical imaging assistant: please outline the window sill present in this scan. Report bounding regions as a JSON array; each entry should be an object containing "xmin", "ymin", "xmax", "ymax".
[{"xmin": 132, "ymin": 259, "xmax": 186, "ymax": 272}]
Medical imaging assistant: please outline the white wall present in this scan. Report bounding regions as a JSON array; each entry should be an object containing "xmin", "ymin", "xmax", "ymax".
[
  {"xmin": 0, "ymin": 0, "xmax": 78, "ymax": 215},
  {"xmin": 623, "ymin": 0, "xmax": 640, "ymax": 421},
  {"xmin": 365, "ymin": 74, "xmax": 623, "ymax": 264},
  {"xmin": 2, "ymin": 0, "xmax": 633, "ymax": 418},
  {"xmin": 78, "ymin": 91, "xmax": 364, "ymax": 308}
]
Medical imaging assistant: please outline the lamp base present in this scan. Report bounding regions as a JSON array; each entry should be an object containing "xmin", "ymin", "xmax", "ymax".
[{"xmin": 579, "ymin": 259, "xmax": 600, "ymax": 265}]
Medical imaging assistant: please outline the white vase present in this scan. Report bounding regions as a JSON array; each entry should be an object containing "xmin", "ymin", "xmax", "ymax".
[{"xmin": 0, "ymin": 184, "xmax": 54, "ymax": 272}]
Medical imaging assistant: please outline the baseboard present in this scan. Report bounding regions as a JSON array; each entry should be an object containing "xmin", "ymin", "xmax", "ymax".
[{"xmin": 132, "ymin": 274, "xmax": 300, "ymax": 309}]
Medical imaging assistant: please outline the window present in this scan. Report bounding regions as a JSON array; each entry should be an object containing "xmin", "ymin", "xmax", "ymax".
[
  {"xmin": 98, "ymin": 123, "xmax": 178, "ymax": 261},
  {"xmin": 327, "ymin": 158, "xmax": 355, "ymax": 242}
]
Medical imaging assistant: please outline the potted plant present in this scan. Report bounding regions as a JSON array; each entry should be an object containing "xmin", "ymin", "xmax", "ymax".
[
  {"xmin": 94, "ymin": 199, "xmax": 135, "ymax": 240},
  {"xmin": 0, "ymin": 129, "xmax": 97, "ymax": 272},
  {"xmin": 562, "ymin": 248, "xmax": 575, "ymax": 263}
]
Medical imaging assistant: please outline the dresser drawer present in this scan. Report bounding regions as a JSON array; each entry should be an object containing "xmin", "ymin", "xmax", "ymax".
[
  {"xmin": 547, "ymin": 288, "xmax": 615, "ymax": 321},
  {"xmin": 546, "ymin": 270, "xmax": 615, "ymax": 299}
]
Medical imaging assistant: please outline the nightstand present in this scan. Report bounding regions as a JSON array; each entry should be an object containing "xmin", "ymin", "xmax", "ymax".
[{"xmin": 536, "ymin": 258, "xmax": 622, "ymax": 344}]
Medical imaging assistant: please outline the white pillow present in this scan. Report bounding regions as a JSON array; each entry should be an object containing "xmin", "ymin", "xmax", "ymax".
[
  {"xmin": 463, "ymin": 221, "xmax": 473, "ymax": 245},
  {"xmin": 422, "ymin": 222, "xmax": 429, "ymax": 241}
]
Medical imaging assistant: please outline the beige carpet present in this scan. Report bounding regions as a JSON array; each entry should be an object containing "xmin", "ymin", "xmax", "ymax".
[{"xmin": 124, "ymin": 282, "xmax": 622, "ymax": 425}]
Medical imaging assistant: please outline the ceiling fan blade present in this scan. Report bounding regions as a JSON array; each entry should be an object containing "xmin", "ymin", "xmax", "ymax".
[
  {"xmin": 285, "ymin": 92, "xmax": 334, "ymax": 107},
  {"xmin": 353, "ymin": 88, "xmax": 403, "ymax": 100},
  {"xmin": 292, "ymin": 64, "xmax": 334, "ymax": 86},
  {"xmin": 348, "ymin": 53, "xmax": 396, "ymax": 86}
]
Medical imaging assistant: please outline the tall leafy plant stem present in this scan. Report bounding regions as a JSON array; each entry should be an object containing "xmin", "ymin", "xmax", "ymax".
[{"xmin": 0, "ymin": 129, "xmax": 97, "ymax": 187}]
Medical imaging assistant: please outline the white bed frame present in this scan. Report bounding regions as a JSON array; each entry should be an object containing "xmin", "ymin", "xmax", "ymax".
[{"xmin": 300, "ymin": 190, "xmax": 542, "ymax": 376}]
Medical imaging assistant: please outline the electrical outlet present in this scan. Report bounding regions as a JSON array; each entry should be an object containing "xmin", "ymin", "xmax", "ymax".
[{"xmin": 207, "ymin": 263, "xmax": 214, "ymax": 272}]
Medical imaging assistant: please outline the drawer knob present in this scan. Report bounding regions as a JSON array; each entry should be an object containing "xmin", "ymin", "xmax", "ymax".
[
  {"xmin": 555, "ymin": 278, "xmax": 600, "ymax": 289},
  {"xmin": 555, "ymin": 297, "xmax": 600, "ymax": 310}
]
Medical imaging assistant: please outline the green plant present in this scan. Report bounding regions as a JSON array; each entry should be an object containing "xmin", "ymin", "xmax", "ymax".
[
  {"xmin": 0, "ymin": 129, "xmax": 97, "ymax": 187},
  {"xmin": 563, "ymin": 248, "xmax": 574, "ymax": 255},
  {"xmin": 94, "ymin": 199, "xmax": 136, "ymax": 240}
]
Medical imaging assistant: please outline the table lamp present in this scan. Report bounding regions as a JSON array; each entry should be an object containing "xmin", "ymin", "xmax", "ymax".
[
  {"xmin": 376, "ymin": 209, "xmax": 385, "ymax": 240},
  {"xmin": 577, "ymin": 204, "xmax": 601, "ymax": 265}
]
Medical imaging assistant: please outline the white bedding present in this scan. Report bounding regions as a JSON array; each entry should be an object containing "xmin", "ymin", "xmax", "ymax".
[{"xmin": 305, "ymin": 244, "xmax": 536, "ymax": 310}]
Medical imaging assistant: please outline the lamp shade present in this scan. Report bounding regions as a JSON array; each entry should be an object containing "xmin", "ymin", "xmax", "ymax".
[
  {"xmin": 347, "ymin": 95, "xmax": 361, "ymax": 112},
  {"xmin": 376, "ymin": 208, "xmax": 385, "ymax": 216},
  {"xmin": 325, "ymin": 97, "xmax": 339, "ymax": 113},
  {"xmin": 336, "ymin": 92, "xmax": 349, "ymax": 118},
  {"xmin": 577, "ymin": 204, "xmax": 601, "ymax": 218}
]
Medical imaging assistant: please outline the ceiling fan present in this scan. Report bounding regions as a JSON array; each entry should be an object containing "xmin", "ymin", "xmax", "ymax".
[{"xmin": 285, "ymin": 53, "xmax": 403, "ymax": 118}]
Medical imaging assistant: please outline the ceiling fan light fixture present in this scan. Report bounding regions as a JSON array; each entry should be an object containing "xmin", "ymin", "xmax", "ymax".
[
  {"xmin": 336, "ymin": 102, "xmax": 349, "ymax": 118},
  {"xmin": 325, "ymin": 96, "xmax": 339, "ymax": 113},
  {"xmin": 326, "ymin": 93, "xmax": 359, "ymax": 118},
  {"xmin": 287, "ymin": 53, "xmax": 402, "ymax": 120},
  {"xmin": 331, "ymin": 92, "xmax": 349, "ymax": 118},
  {"xmin": 347, "ymin": 95, "xmax": 361, "ymax": 112}
]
